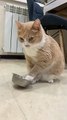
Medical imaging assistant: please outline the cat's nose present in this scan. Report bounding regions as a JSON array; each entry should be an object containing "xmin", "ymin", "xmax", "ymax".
[
  {"xmin": 25, "ymin": 44, "xmax": 30, "ymax": 47},
  {"xmin": 24, "ymin": 41, "xmax": 30, "ymax": 47}
]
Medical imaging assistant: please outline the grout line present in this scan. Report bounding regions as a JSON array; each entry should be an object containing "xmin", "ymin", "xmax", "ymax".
[{"xmin": 8, "ymin": 83, "xmax": 27, "ymax": 120}]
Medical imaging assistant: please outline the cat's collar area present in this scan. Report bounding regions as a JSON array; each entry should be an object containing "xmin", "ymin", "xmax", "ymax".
[{"xmin": 38, "ymin": 35, "xmax": 47, "ymax": 49}]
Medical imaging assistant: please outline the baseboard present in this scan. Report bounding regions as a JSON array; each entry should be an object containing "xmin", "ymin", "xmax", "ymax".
[{"xmin": 0, "ymin": 55, "xmax": 25, "ymax": 59}]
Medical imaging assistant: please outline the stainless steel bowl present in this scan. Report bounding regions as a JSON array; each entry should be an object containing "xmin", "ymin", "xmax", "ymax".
[{"xmin": 12, "ymin": 73, "xmax": 32, "ymax": 87}]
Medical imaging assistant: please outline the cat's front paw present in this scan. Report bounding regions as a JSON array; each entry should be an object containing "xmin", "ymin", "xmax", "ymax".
[
  {"xmin": 24, "ymin": 75, "xmax": 34, "ymax": 81},
  {"xmin": 48, "ymin": 79, "xmax": 54, "ymax": 83},
  {"xmin": 24, "ymin": 75, "xmax": 38, "ymax": 84}
]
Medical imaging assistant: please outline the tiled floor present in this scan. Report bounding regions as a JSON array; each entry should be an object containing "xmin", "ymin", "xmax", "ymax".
[{"xmin": 0, "ymin": 60, "xmax": 67, "ymax": 120}]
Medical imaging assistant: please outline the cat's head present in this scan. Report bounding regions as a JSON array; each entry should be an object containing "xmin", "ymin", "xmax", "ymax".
[{"xmin": 16, "ymin": 19, "xmax": 43, "ymax": 47}]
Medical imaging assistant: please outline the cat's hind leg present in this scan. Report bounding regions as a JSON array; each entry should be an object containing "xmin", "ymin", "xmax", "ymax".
[{"xmin": 41, "ymin": 74, "xmax": 56, "ymax": 83}]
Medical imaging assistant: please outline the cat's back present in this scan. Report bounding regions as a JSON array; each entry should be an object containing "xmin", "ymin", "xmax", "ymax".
[
  {"xmin": 45, "ymin": 35, "xmax": 65, "ymax": 74},
  {"xmin": 37, "ymin": 35, "xmax": 65, "ymax": 75},
  {"xmin": 43, "ymin": 35, "xmax": 63, "ymax": 59}
]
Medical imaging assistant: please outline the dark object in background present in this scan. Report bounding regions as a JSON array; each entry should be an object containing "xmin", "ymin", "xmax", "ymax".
[{"xmin": 27, "ymin": 0, "xmax": 67, "ymax": 30}]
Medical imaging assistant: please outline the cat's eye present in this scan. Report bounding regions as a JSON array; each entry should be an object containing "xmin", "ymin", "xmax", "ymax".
[
  {"xmin": 29, "ymin": 36, "xmax": 34, "ymax": 42},
  {"xmin": 19, "ymin": 37, "xmax": 24, "ymax": 42}
]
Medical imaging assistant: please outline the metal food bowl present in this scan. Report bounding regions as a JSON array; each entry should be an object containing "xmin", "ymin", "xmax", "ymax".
[{"xmin": 12, "ymin": 73, "xmax": 31, "ymax": 87}]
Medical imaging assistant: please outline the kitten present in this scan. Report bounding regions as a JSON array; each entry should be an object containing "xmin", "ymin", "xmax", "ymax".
[{"xmin": 16, "ymin": 19, "xmax": 65, "ymax": 83}]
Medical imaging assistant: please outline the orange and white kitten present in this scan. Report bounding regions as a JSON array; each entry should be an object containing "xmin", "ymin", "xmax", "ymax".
[{"xmin": 16, "ymin": 19, "xmax": 64, "ymax": 83}]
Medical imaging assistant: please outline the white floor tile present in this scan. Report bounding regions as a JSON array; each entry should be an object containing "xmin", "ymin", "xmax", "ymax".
[{"xmin": 0, "ymin": 60, "xmax": 67, "ymax": 120}]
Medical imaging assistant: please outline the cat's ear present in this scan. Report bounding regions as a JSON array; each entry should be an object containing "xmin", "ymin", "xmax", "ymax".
[
  {"xmin": 16, "ymin": 21, "xmax": 22, "ymax": 29},
  {"xmin": 32, "ymin": 19, "xmax": 41, "ymax": 30}
]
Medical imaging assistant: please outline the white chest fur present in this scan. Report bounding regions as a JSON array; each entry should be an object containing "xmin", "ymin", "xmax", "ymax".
[
  {"xmin": 24, "ymin": 45, "xmax": 38, "ymax": 57},
  {"xmin": 23, "ymin": 35, "xmax": 47, "ymax": 58}
]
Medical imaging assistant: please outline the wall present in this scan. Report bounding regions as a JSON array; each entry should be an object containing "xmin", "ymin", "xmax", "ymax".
[
  {"xmin": 0, "ymin": 0, "xmax": 27, "ymax": 8},
  {"xmin": 0, "ymin": 0, "xmax": 27, "ymax": 54},
  {"xmin": 47, "ymin": 0, "xmax": 51, "ymax": 2},
  {"xmin": 63, "ymin": 30, "xmax": 67, "ymax": 63},
  {"xmin": 0, "ymin": 4, "xmax": 5, "ymax": 53},
  {"xmin": 47, "ymin": 0, "xmax": 54, "ymax": 2}
]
